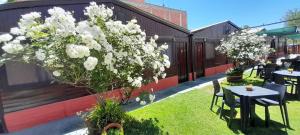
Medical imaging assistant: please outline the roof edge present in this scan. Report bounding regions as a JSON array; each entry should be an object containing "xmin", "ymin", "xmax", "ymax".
[{"xmin": 191, "ymin": 20, "xmax": 241, "ymax": 33}]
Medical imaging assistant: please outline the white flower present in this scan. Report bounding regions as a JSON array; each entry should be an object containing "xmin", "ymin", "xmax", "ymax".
[
  {"xmin": 84, "ymin": 2, "xmax": 113, "ymax": 22},
  {"xmin": 45, "ymin": 7, "xmax": 76, "ymax": 36},
  {"xmin": 153, "ymin": 76, "xmax": 158, "ymax": 84},
  {"xmin": 149, "ymin": 94, "xmax": 155, "ymax": 102},
  {"xmin": 0, "ymin": 34, "xmax": 13, "ymax": 43},
  {"xmin": 160, "ymin": 66, "xmax": 165, "ymax": 72},
  {"xmin": 10, "ymin": 27, "xmax": 21, "ymax": 35},
  {"xmin": 53, "ymin": 70, "xmax": 61, "ymax": 77},
  {"xmin": 23, "ymin": 55, "xmax": 30, "ymax": 62},
  {"xmin": 1, "ymin": 42, "xmax": 23, "ymax": 54},
  {"xmin": 84, "ymin": 57, "xmax": 98, "ymax": 71},
  {"xmin": 16, "ymin": 36, "xmax": 26, "ymax": 41},
  {"xmin": 135, "ymin": 97, "xmax": 140, "ymax": 102},
  {"xmin": 154, "ymin": 35, "xmax": 159, "ymax": 40},
  {"xmin": 161, "ymin": 73, "xmax": 166, "ymax": 79},
  {"xmin": 132, "ymin": 77, "xmax": 143, "ymax": 87},
  {"xmin": 164, "ymin": 61, "xmax": 170, "ymax": 68},
  {"xmin": 35, "ymin": 49, "xmax": 46, "ymax": 61},
  {"xmin": 140, "ymin": 100, "xmax": 147, "ymax": 105},
  {"xmin": 66, "ymin": 44, "xmax": 90, "ymax": 58},
  {"xmin": 160, "ymin": 44, "xmax": 168, "ymax": 50},
  {"xmin": 127, "ymin": 76, "xmax": 133, "ymax": 83},
  {"xmin": 18, "ymin": 12, "xmax": 41, "ymax": 33}
]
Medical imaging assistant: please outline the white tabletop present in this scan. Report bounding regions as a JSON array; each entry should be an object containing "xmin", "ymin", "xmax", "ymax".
[
  {"xmin": 274, "ymin": 70, "xmax": 300, "ymax": 77},
  {"xmin": 226, "ymin": 86, "xmax": 279, "ymax": 97}
]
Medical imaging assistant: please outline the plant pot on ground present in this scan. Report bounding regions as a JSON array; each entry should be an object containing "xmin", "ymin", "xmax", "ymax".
[
  {"xmin": 226, "ymin": 68, "xmax": 244, "ymax": 83},
  {"xmin": 79, "ymin": 100, "xmax": 125, "ymax": 135}
]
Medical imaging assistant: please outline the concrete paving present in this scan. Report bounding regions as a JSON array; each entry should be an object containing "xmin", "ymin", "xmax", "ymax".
[{"xmin": 4, "ymin": 73, "xmax": 226, "ymax": 135}]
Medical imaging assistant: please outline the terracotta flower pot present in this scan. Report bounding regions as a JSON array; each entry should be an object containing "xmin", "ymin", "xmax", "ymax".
[{"xmin": 101, "ymin": 123, "xmax": 124, "ymax": 135}]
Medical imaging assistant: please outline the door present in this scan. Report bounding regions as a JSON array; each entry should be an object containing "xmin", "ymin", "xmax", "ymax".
[
  {"xmin": 177, "ymin": 42, "xmax": 188, "ymax": 83},
  {"xmin": 194, "ymin": 41, "xmax": 205, "ymax": 77}
]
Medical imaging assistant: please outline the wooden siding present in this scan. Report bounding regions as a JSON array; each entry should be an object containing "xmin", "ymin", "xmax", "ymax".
[
  {"xmin": 192, "ymin": 21, "xmax": 240, "ymax": 68},
  {"xmin": 192, "ymin": 21, "xmax": 240, "ymax": 39}
]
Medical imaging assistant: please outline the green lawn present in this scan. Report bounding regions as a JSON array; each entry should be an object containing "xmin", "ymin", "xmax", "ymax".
[{"xmin": 128, "ymin": 73, "xmax": 300, "ymax": 135}]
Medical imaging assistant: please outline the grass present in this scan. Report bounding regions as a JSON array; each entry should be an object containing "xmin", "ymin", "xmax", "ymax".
[{"xmin": 128, "ymin": 72, "xmax": 300, "ymax": 135}]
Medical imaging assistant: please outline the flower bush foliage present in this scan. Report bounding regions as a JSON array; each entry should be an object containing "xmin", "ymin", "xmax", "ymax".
[
  {"xmin": 216, "ymin": 28, "xmax": 273, "ymax": 65},
  {"xmin": 0, "ymin": 2, "xmax": 170, "ymax": 93}
]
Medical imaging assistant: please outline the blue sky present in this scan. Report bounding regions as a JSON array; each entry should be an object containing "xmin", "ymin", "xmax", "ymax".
[
  {"xmin": 0, "ymin": 0, "xmax": 6, "ymax": 4},
  {"xmin": 147, "ymin": 0, "xmax": 300, "ymax": 30}
]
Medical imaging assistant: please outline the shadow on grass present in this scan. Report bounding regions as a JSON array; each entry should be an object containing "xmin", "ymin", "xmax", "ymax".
[
  {"xmin": 218, "ymin": 108, "xmax": 290, "ymax": 135},
  {"xmin": 123, "ymin": 115, "xmax": 168, "ymax": 135}
]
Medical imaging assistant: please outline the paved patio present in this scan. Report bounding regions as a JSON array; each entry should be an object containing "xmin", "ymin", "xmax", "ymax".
[{"xmin": 5, "ymin": 73, "xmax": 226, "ymax": 135}]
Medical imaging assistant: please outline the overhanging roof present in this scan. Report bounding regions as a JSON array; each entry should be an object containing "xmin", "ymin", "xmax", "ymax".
[
  {"xmin": 257, "ymin": 26, "xmax": 298, "ymax": 36},
  {"xmin": 286, "ymin": 33, "xmax": 300, "ymax": 40}
]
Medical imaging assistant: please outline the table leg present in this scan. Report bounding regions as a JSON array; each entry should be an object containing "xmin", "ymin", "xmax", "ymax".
[
  {"xmin": 250, "ymin": 103, "xmax": 256, "ymax": 127},
  {"xmin": 240, "ymin": 96, "xmax": 250, "ymax": 133}
]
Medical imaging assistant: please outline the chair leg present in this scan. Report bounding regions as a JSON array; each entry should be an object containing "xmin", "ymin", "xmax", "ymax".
[
  {"xmin": 215, "ymin": 96, "xmax": 219, "ymax": 105},
  {"xmin": 210, "ymin": 95, "xmax": 216, "ymax": 110},
  {"xmin": 249, "ymin": 67, "xmax": 254, "ymax": 77},
  {"xmin": 229, "ymin": 107, "xmax": 235, "ymax": 128},
  {"xmin": 279, "ymin": 105, "xmax": 286, "ymax": 127},
  {"xmin": 291, "ymin": 84, "xmax": 294, "ymax": 94},
  {"xmin": 220, "ymin": 101, "xmax": 225, "ymax": 119},
  {"xmin": 283, "ymin": 103, "xmax": 290, "ymax": 127},
  {"xmin": 265, "ymin": 106, "xmax": 270, "ymax": 127}
]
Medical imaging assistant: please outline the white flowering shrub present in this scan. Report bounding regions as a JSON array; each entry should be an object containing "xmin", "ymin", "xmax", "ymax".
[
  {"xmin": 0, "ymin": 2, "xmax": 170, "ymax": 93},
  {"xmin": 216, "ymin": 28, "xmax": 273, "ymax": 65}
]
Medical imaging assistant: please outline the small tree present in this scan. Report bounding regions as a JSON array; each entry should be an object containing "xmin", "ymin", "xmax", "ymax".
[
  {"xmin": 0, "ymin": 2, "xmax": 170, "ymax": 98},
  {"xmin": 216, "ymin": 28, "xmax": 273, "ymax": 71}
]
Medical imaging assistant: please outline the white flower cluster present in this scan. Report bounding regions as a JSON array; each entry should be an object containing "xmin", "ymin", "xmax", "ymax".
[
  {"xmin": 45, "ymin": 7, "xmax": 76, "ymax": 37},
  {"xmin": 0, "ymin": 2, "xmax": 170, "ymax": 92},
  {"xmin": 216, "ymin": 28, "xmax": 273, "ymax": 62},
  {"xmin": 135, "ymin": 88, "xmax": 156, "ymax": 105}
]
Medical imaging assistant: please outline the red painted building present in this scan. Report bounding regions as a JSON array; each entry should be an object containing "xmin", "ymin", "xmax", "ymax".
[{"xmin": 123, "ymin": 0, "xmax": 187, "ymax": 28}]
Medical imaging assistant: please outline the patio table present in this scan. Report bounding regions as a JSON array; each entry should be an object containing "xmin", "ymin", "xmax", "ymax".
[
  {"xmin": 226, "ymin": 86, "xmax": 279, "ymax": 132},
  {"xmin": 274, "ymin": 70, "xmax": 300, "ymax": 99}
]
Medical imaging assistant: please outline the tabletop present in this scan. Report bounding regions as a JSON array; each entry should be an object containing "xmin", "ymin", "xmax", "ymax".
[
  {"xmin": 274, "ymin": 70, "xmax": 300, "ymax": 77},
  {"xmin": 226, "ymin": 86, "xmax": 279, "ymax": 97}
]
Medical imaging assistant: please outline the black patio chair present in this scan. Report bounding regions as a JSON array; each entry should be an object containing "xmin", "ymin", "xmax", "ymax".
[
  {"xmin": 210, "ymin": 80, "xmax": 223, "ymax": 110},
  {"xmin": 220, "ymin": 87, "xmax": 240, "ymax": 127},
  {"xmin": 274, "ymin": 73, "xmax": 295, "ymax": 94},
  {"xmin": 262, "ymin": 67, "xmax": 275, "ymax": 85},
  {"xmin": 249, "ymin": 64, "xmax": 264, "ymax": 77},
  {"xmin": 253, "ymin": 83, "xmax": 289, "ymax": 127}
]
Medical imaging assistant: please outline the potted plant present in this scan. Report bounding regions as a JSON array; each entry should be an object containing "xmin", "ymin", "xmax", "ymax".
[
  {"xmin": 216, "ymin": 28, "xmax": 274, "ymax": 82},
  {"xmin": 0, "ymin": 2, "xmax": 170, "ymax": 134},
  {"xmin": 78, "ymin": 100, "xmax": 125, "ymax": 135},
  {"xmin": 226, "ymin": 67, "xmax": 244, "ymax": 82}
]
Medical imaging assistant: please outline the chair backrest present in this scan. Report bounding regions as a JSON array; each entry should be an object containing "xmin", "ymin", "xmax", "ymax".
[
  {"xmin": 263, "ymin": 82, "xmax": 286, "ymax": 102},
  {"xmin": 222, "ymin": 87, "xmax": 236, "ymax": 107},
  {"xmin": 273, "ymin": 73, "xmax": 285, "ymax": 85},
  {"xmin": 265, "ymin": 63, "xmax": 277, "ymax": 69},
  {"xmin": 212, "ymin": 80, "xmax": 220, "ymax": 94},
  {"xmin": 292, "ymin": 61, "xmax": 300, "ymax": 71},
  {"xmin": 264, "ymin": 68, "xmax": 275, "ymax": 80}
]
